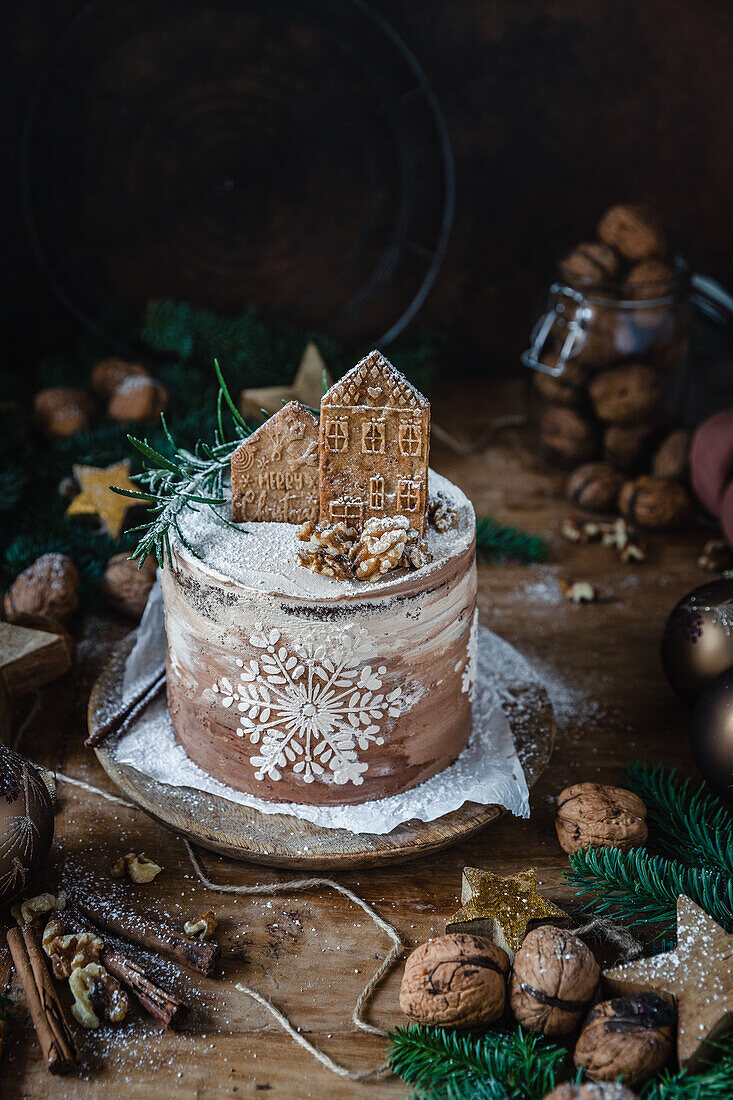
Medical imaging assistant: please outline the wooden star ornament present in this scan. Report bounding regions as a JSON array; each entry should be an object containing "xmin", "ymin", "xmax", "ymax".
[
  {"xmin": 239, "ymin": 342, "xmax": 332, "ymax": 421},
  {"xmin": 604, "ymin": 895, "xmax": 733, "ymax": 1069},
  {"xmin": 446, "ymin": 867, "xmax": 567, "ymax": 959},
  {"xmin": 0, "ymin": 622, "xmax": 73, "ymax": 742},
  {"xmin": 66, "ymin": 461, "xmax": 139, "ymax": 539}
]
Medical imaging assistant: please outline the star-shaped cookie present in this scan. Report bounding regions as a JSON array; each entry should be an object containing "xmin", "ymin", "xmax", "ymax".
[
  {"xmin": 66, "ymin": 461, "xmax": 139, "ymax": 539},
  {"xmin": 604, "ymin": 895, "xmax": 733, "ymax": 1069},
  {"xmin": 446, "ymin": 867, "xmax": 567, "ymax": 958}
]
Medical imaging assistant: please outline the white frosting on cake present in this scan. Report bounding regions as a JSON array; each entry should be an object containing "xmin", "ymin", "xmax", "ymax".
[{"xmin": 174, "ymin": 469, "xmax": 472, "ymax": 600}]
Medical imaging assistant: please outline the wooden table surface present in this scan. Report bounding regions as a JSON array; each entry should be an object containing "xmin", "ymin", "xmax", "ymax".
[{"xmin": 2, "ymin": 379, "xmax": 709, "ymax": 1098}]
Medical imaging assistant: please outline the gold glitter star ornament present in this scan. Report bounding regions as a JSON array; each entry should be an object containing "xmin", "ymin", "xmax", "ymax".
[
  {"xmin": 446, "ymin": 867, "xmax": 567, "ymax": 959},
  {"xmin": 604, "ymin": 895, "xmax": 733, "ymax": 1069},
  {"xmin": 66, "ymin": 461, "xmax": 139, "ymax": 539}
]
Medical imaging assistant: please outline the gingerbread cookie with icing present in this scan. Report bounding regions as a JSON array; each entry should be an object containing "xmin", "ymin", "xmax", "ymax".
[{"xmin": 231, "ymin": 401, "xmax": 319, "ymax": 524}]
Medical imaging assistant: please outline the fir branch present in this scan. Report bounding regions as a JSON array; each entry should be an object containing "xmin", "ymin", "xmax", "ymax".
[
  {"xmin": 565, "ymin": 846, "xmax": 733, "ymax": 937},
  {"xmin": 625, "ymin": 761, "xmax": 733, "ymax": 877},
  {"xmin": 475, "ymin": 517, "xmax": 547, "ymax": 564},
  {"xmin": 641, "ymin": 1036, "xmax": 733, "ymax": 1099},
  {"xmin": 387, "ymin": 1025, "xmax": 568, "ymax": 1100}
]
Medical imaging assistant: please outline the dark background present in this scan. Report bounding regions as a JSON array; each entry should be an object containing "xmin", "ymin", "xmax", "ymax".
[{"xmin": 3, "ymin": 0, "xmax": 732, "ymax": 377}]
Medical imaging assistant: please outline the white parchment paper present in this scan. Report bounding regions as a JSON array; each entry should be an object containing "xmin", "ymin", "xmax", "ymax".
[{"xmin": 114, "ymin": 582, "xmax": 531, "ymax": 834}]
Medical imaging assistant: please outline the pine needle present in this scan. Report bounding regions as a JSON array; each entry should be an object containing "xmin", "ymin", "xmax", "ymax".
[
  {"xmin": 387, "ymin": 1025, "xmax": 568, "ymax": 1100},
  {"xmin": 475, "ymin": 517, "xmax": 547, "ymax": 564},
  {"xmin": 624, "ymin": 761, "xmax": 733, "ymax": 877},
  {"xmin": 565, "ymin": 846, "xmax": 733, "ymax": 938},
  {"xmin": 641, "ymin": 1036, "xmax": 733, "ymax": 1099}
]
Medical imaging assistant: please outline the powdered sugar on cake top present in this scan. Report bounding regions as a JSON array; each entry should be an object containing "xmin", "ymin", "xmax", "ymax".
[{"xmin": 173, "ymin": 469, "xmax": 474, "ymax": 600}]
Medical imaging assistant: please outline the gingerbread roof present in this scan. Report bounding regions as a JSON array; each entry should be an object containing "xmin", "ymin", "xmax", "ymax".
[{"xmin": 321, "ymin": 350, "xmax": 429, "ymax": 410}]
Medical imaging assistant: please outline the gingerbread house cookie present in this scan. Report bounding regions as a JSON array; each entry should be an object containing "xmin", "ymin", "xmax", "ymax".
[{"xmin": 318, "ymin": 350, "xmax": 430, "ymax": 535}]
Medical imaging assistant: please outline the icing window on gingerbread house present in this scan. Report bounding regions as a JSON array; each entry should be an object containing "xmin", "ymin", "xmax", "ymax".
[
  {"xmin": 325, "ymin": 418, "xmax": 348, "ymax": 452},
  {"xmin": 369, "ymin": 475, "xmax": 385, "ymax": 511},
  {"xmin": 397, "ymin": 478, "xmax": 420, "ymax": 513},
  {"xmin": 362, "ymin": 419, "xmax": 386, "ymax": 454},
  {"xmin": 330, "ymin": 499, "xmax": 364, "ymax": 525},
  {"xmin": 398, "ymin": 421, "xmax": 422, "ymax": 457}
]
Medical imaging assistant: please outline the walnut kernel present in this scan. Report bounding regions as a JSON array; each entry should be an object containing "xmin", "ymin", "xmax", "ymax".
[
  {"xmin": 11, "ymin": 891, "xmax": 67, "ymax": 927},
  {"xmin": 43, "ymin": 923, "xmax": 104, "ymax": 979},
  {"xmin": 184, "ymin": 910, "xmax": 218, "ymax": 941},
  {"xmin": 428, "ymin": 492, "xmax": 458, "ymax": 532},
  {"xmin": 69, "ymin": 963, "xmax": 129, "ymax": 1028},
  {"xmin": 559, "ymin": 580, "xmax": 597, "ymax": 604},
  {"xmin": 351, "ymin": 516, "xmax": 410, "ymax": 581},
  {"xmin": 110, "ymin": 851, "xmax": 162, "ymax": 883}
]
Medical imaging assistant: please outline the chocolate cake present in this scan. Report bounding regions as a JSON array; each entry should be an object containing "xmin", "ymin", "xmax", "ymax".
[{"xmin": 160, "ymin": 352, "xmax": 478, "ymax": 806}]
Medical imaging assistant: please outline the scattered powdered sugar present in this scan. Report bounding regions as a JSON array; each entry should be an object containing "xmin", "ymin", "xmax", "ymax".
[
  {"xmin": 174, "ymin": 469, "xmax": 473, "ymax": 599},
  {"xmin": 114, "ymin": 617, "xmax": 530, "ymax": 833}
]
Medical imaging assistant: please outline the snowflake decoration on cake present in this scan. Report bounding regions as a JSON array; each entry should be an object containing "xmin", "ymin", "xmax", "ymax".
[{"xmin": 211, "ymin": 623, "xmax": 402, "ymax": 786}]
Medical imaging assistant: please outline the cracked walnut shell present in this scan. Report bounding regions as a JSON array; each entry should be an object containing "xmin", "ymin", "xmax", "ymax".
[
  {"xmin": 509, "ymin": 925, "xmax": 600, "ymax": 1036},
  {"xmin": 574, "ymin": 993, "xmax": 675, "ymax": 1086},
  {"xmin": 556, "ymin": 783, "xmax": 647, "ymax": 855},
  {"xmin": 399, "ymin": 932, "xmax": 509, "ymax": 1028}
]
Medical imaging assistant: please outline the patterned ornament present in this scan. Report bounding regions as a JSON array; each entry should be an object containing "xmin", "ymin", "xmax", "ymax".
[
  {"xmin": 604, "ymin": 895, "xmax": 733, "ymax": 1069},
  {"xmin": 0, "ymin": 745, "xmax": 54, "ymax": 904},
  {"xmin": 446, "ymin": 867, "xmax": 567, "ymax": 959},
  {"xmin": 691, "ymin": 667, "xmax": 733, "ymax": 801},
  {"xmin": 661, "ymin": 578, "xmax": 733, "ymax": 705},
  {"xmin": 66, "ymin": 461, "xmax": 139, "ymax": 539},
  {"xmin": 211, "ymin": 623, "xmax": 403, "ymax": 787}
]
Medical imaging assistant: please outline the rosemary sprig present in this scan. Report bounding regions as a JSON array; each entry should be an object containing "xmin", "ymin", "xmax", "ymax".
[
  {"xmin": 624, "ymin": 761, "xmax": 733, "ymax": 877},
  {"xmin": 565, "ymin": 846, "xmax": 733, "ymax": 938},
  {"xmin": 113, "ymin": 360, "xmax": 252, "ymax": 567}
]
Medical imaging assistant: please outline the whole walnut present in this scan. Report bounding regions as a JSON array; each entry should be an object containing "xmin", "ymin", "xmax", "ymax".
[
  {"xmin": 108, "ymin": 376, "xmax": 168, "ymax": 423},
  {"xmin": 544, "ymin": 1084, "xmax": 639, "ymax": 1100},
  {"xmin": 539, "ymin": 405, "xmax": 599, "ymax": 465},
  {"xmin": 597, "ymin": 204, "xmax": 668, "ymax": 261},
  {"xmin": 651, "ymin": 429, "xmax": 690, "ymax": 481},
  {"xmin": 619, "ymin": 475, "xmax": 693, "ymax": 528},
  {"xmin": 574, "ymin": 303, "xmax": 624, "ymax": 370},
  {"xmin": 555, "ymin": 782, "xmax": 647, "ymax": 855},
  {"xmin": 532, "ymin": 352, "xmax": 589, "ymax": 406},
  {"xmin": 91, "ymin": 358, "xmax": 149, "ymax": 400},
  {"xmin": 574, "ymin": 994, "xmax": 675, "ymax": 1086},
  {"xmin": 603, "ymin": 423, "xmax": 656, "ymax": 473},
  {"xmin": 4, "ymin": 553, "xmax": 79, "ymax": 624},
  {"xmin": 561, "ymin": 242, "xmax": 621, "ymax": 288},
  {"xmin": 624, "ymin": 259, "xmax": 676, "ymax": 301},
  {"xmin": 566, "ymin": 463, "xmax": 624, "ymax": 513},
  {"xmin": 509, "ymin": 926, "xmax": 599, "ymax": 1036},
  {"xmin": 399, "ymin": 933, "xmax": 509, "ymax": 1028},
  {"xmin": 589, "ymin": 363, "xmax": 661, "ymax": 425},
  {"xmin": 33, "ymin": 387, "xmax": 92, "ymax": 440},
  {"xmin": 101, "ymin": 553, "xmax": 157, "ymax": 620}
]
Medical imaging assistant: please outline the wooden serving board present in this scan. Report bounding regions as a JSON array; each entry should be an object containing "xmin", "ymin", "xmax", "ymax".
[{"xmin": 89, "ymin": 635, "xmax": 555, "ymax": 870}]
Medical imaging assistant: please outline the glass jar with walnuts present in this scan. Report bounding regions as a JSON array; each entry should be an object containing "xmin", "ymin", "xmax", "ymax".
[{"xmin": 523, "ymin": 203, "xmax": 691, "ymax": 476}]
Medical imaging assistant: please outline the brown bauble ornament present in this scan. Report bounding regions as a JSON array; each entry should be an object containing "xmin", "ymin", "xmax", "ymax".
[
  {"xmin": 691, "ymin": 668, "xmax": 733, "ymax": 802},
  {"xmin": 509, "ymin": 925, "xmax": 600, "ymax": 1036},
  {"xmin": 0, "ymin": 745, "xmax": 54, "ymax": 903},
  {"xmin": 661, "ymin": 578, "xmax": 733, "ymax": 705}
]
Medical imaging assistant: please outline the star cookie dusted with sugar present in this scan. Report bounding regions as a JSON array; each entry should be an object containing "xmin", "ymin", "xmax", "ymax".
[
  {"xmin": 446, "ymin": 867, "xmax": 567, "ymax": 958},
  {"xmin": 66, "ymin": 461, "xmax": 139, "ymax": 539},
  {"xmin": 604, "ymin": 895, "xmax": 733, "ymax": 1069}
]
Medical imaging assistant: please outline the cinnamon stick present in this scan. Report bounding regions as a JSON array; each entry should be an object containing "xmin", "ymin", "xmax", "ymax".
[
  {"xmin": 75, "ymin": 900, "xmax": 220, "ymax": 977},
  {"xmin": 58, "ymin": 906, "xmax": 186, "ymax": 1028},
  {"xmin": 6, "ymin": 926, "xmax": 76, "ymax": 1075},
  {"xmin": 101, "ymin": 952, "xmax": 186, "ymax": 1028},
  {"xmin": 85, "ymin": 666, "xmax": 166, "ymax": 747}
]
